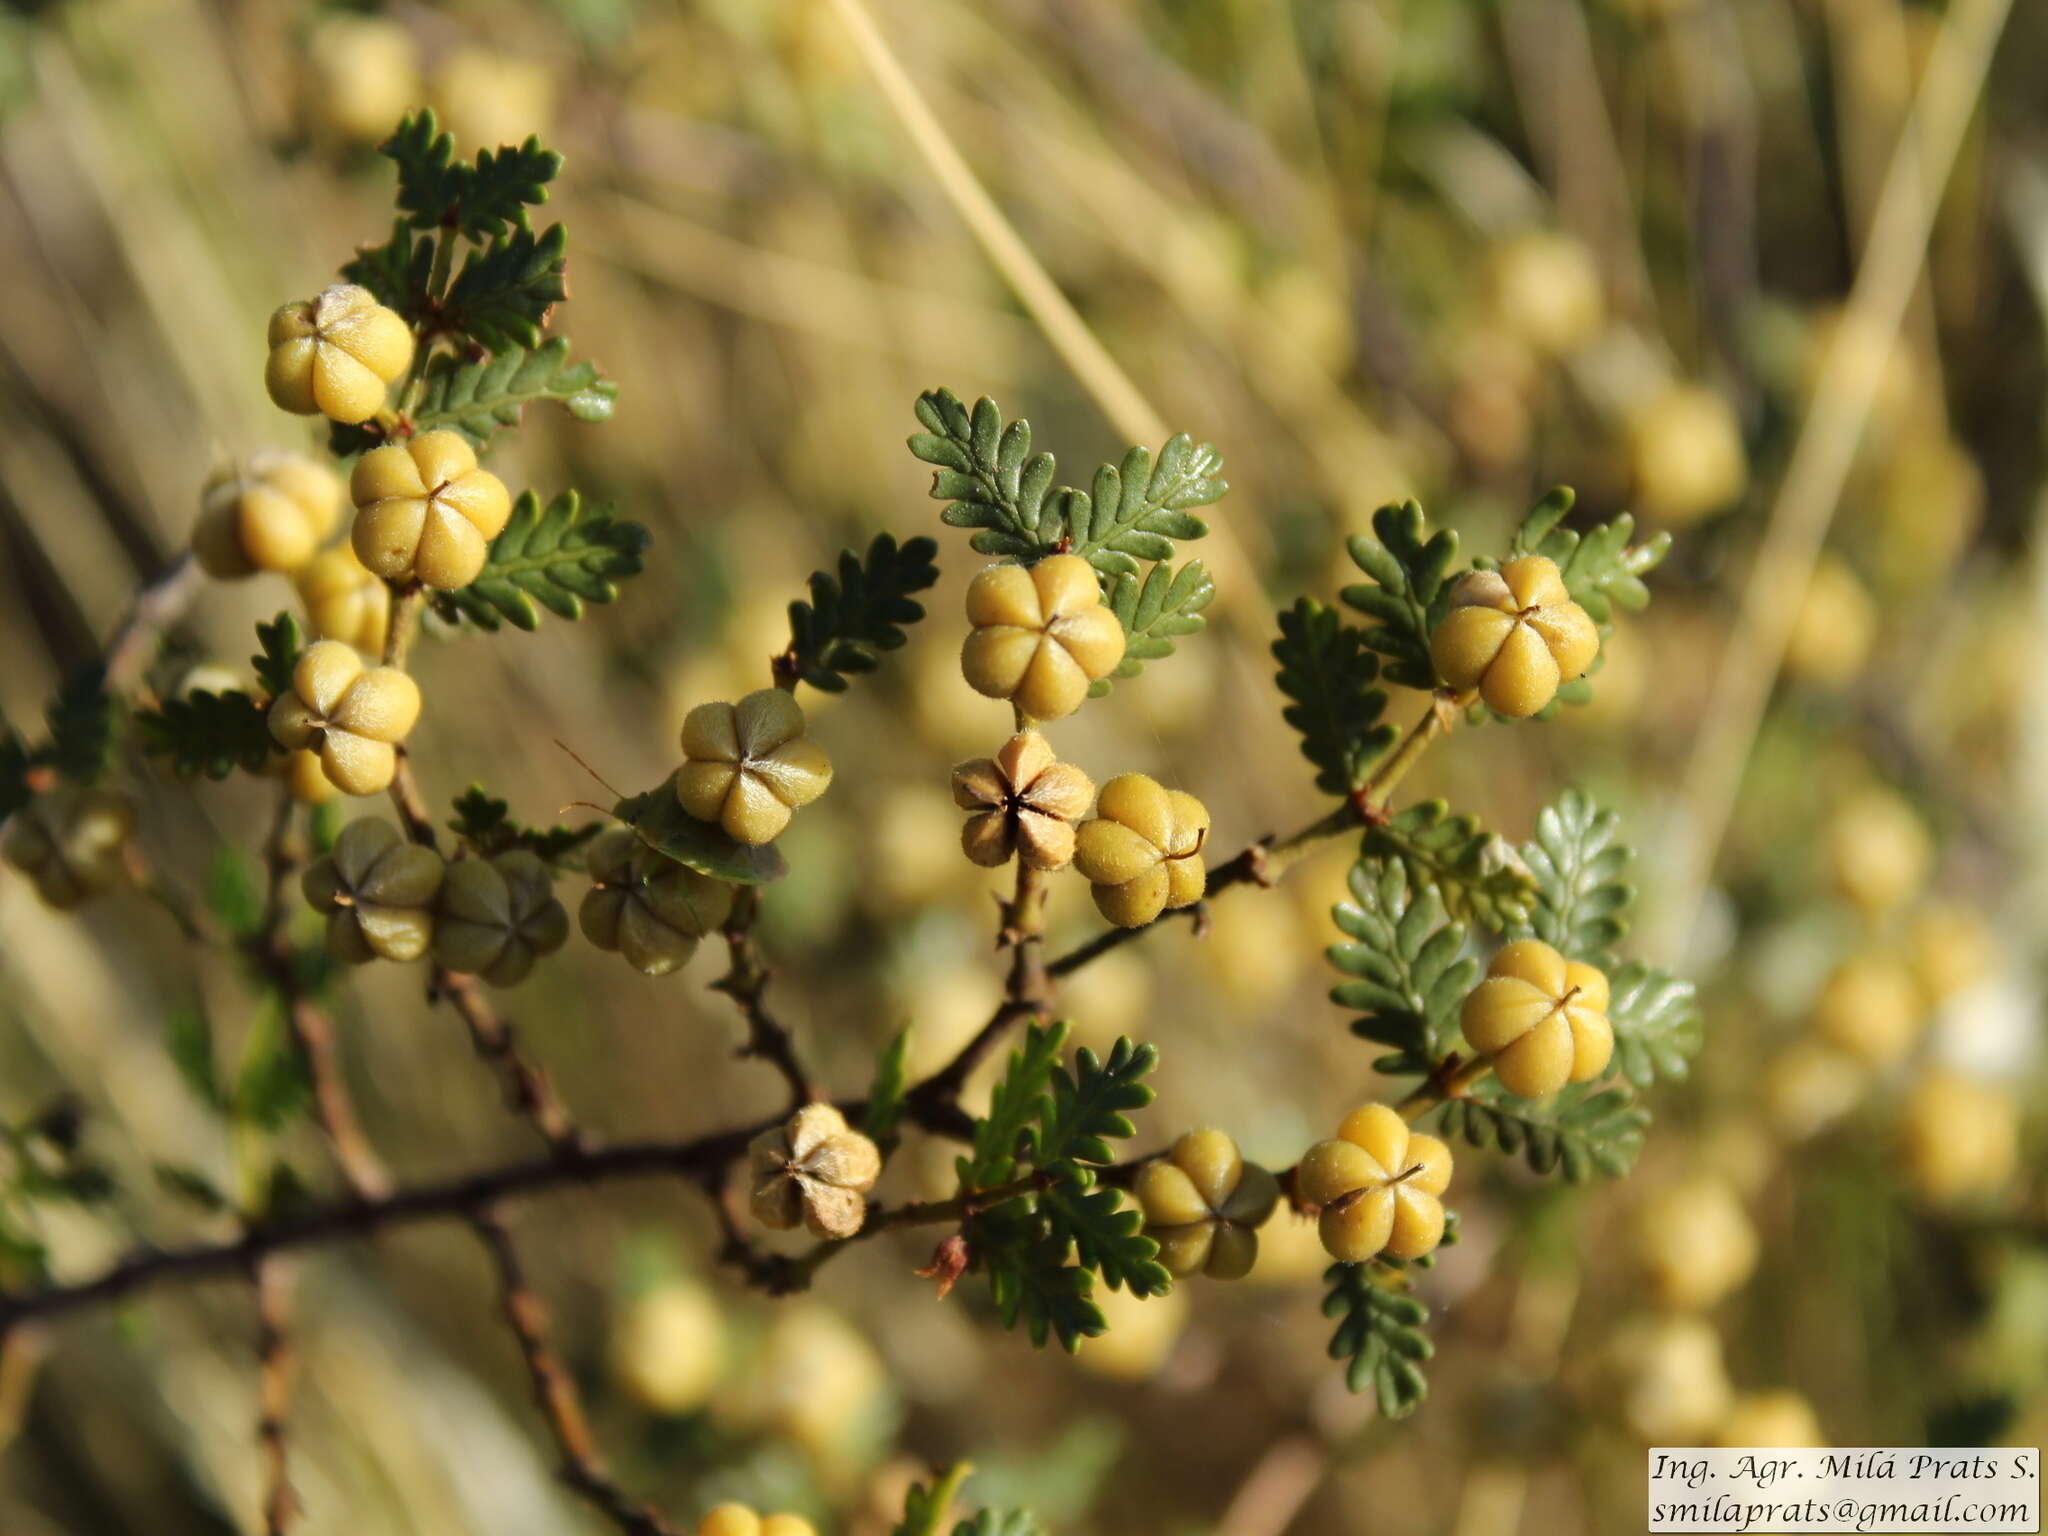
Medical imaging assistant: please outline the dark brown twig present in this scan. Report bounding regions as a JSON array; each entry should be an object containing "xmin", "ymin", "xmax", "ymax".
[
  {"xmin": 471, "ymin": 1207, "xmax": 679, "ymax": 1535},
  {"xmin": 711, "ymin": 886, "xmax": 814, "ymax": 1110},
  {"xmin": 253, "ymin": 791, "xmax": 391, "ymax": 1202},
  {"xmin": 252, "ymin": 1260, "xmax": 297, "ymax": 1535}
]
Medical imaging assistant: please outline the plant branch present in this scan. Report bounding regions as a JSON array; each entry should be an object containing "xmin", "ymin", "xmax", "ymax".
[
  {"xmin": 102, "ymin": 553, "xmax": 204, "ymax": 693},
  {"xmin": 710, "ymin": 887, "xmax": 814, "ymax": 1111},
  {"xmin": 252, "ymin": 1259, "xmax": 297, "ymax": 1535},
  {"xmin": 254, "ymin": 791, "xmax": 392, "ymax": 1202},
  {"xmin": 376, "ymin": 585, "xmax": 586, "ymax": 1157},
  {"xmin": 471, "ymin": 1206, "xmax": 680, "ymax": 1535}
]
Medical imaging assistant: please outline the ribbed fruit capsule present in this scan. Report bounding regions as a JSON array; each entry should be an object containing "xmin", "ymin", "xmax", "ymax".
[
  {"xmin": 1134, "ymin": 1128, "xmax": 1281, "ymax": 1279},
  {"xmin": 675, "ymin": 690, "xmax": 832, "ymax": 846},
  {"xmin": 265, "ymin": 284, "xmax": 413, "ymax": 424},
  {"xmin": 301, "ymin": 818, "xmax": 444, "ymax": 963},
  {"xmin": 1430, "ymin": 556, "xmax": 1599, "ymax": 718},
  {"xmin": 1296, "ymin": 1103, "xmax": 1454, "ymax": 1263},
  {"xmin": 266, "ymin": 640, "xmax": 422, "ymax": 796},
  {"xmin": 960, "ymin": 555, "xmax": 1126, "ymax": 721},
  {"xmin": 1071, "ymin": 774, "xmax": 1209, "ymax": 927},
  {"xmin": 192, "ymin": 452, "xmax": 342, "ymax": 578},
  {"xmin": 577, "ymin": 829, "xmax": 734, "ymax": 976},
  {"xmin": 1459, "ymin": 938, "xmax": 1614, "ymax": 1098},
  {"xmin": 349, "ymin": 430, "xmax": 513, "ymax": 590}
]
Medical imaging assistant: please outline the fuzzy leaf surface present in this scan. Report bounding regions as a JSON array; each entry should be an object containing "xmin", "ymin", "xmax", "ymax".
[
  {"xmin": 1058, "ymin": 434, "xmax": 1226, "ymax": 579},
  {"xmin": 1435, "ymin": 1082, "xmax": 1647, "ymax": 1180},
  {"xmin": 1514, "ymin": 788, "xmax": 1633, "ymax": 968},
  {"xmin": 448, "ymin": 785, "xmax": 600, "ymax": 865},
  {"xmin": 1367, "ymin": 800, "xmax": 1534, "ymax": 932},
  {"xmin": 1091, "ymin": 559, "xmax": 1213, "ymax": 696},
  {"xmin": 910, "ymin": 390, "xmax": 1063, "ymax": 559}
]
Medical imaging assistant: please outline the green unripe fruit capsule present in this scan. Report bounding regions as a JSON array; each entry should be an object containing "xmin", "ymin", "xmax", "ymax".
[{"xmin": 301, "ymin": 818, "xmax": 444, "ymax": 964}]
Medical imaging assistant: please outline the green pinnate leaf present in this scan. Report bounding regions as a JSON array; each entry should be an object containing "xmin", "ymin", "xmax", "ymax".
[
  {"xmin": 135, "ymin": 690, "xmax": 277, "ymax": 780},
  {"xmin": 1035, "ymin": 1036, "xmax": 1157, "ymax": 1168},
  {"xmin": 1323, "ymin": 1262, "xmax": 1433, "ymax": 1417},
  {"xmin": 910, "ymin": 390, "xmax": 1064, "ymax": 559},
  {"xmin": 448, "ymin": 785, "xmax": 601, "ymax": 866},
  {"xmin": 252, "ymin": 612, "xmax": 305, "ymax": 700},
  {"xmin": 863, "ymin": 1028, "xmax": 913, "ymax": 1142},
  {"xmin": 1514, "ymin": 788, "xmax": 1634, "ymax": 968},
  {"xmin": 1367, "ymin": 800, "xmax": 1535, "ymax": 932},
  {"xmin": 1340, "ymin": 501, "xmax": 1460, "ymax": 691},
  {"xmin": 984, "ymin": 1223, "xmax": 1104, "ymax": 1352},
  {"xmin": 612, "ymin": 775, "xmax": 787, "ymax": 886},
  {"xmin": 1041, "ymin": 1181, "xmax": 1170, "ymax": 1298},
  {"xmin": 964, "ymin": 1019, "xmax": 1066, "ymax": 1187},
  {"xmin": 1435, "ymin": 1082, "xmax": 1648, "ymax": 1180},
  {"xmin": 785, "ymin": 533, "xmax": 941, "ymax": 692},
  {"xmin": 1494, "ymin": 486, "xmax": 1672, "ymax": 627},
  {"xmin": 40, "ymin": 665, "xmax": 115, "ymax": 786},
  {"xmin": 433, "ymin": 490, "xmax": 649, "ymax": 632},
  {"xmin": 441, "ymin": 223, "xmax": 568, "ymax": 353},
  {"xmin": 1604, "ymin": 961, "xmax": 1704, "ymax": 1088},
  {"xmin": 231, "ymin": 1004, "xmax": 311, "ymax": 1133},
  {"xmin": 1090, "ymin": 559, "xmax": 1214, "ymax": 696},
  {"xmin": 339, "ymin": 218, "xmax": 435, "ymax": 316},
  {"xmin": 953, "ymin": 1514, "xmax": 1046, "ymax": 1536},
  {"xmin": 1327, "ymin": 856, "xmax": 1475, "ymax": 1077},
  {"xmin": 408, "ymin": 338, "xmax": 617, "ymax": 446},
  {"xmin": 1059, "ymin": 434, "xmax": 1226, "ymax": 579},
  {"xmin": 380, "ymin": 109, "xmax": 561, "ymax": 240},
  {"xmin": 1273, "ymin": 598, "xmax": 1398, "ymax": 795}
]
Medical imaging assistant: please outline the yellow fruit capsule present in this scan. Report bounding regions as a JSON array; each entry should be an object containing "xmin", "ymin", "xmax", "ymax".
[
  {"xmin": 1809, "ymin": 952, "xmax": 1922, "ymax": 1068},
  {"xmin": 192, "ymin": 452, "xmax": 343, "ymax": 579},
  {"xmin": 1628, "ymin": 382, "xmax": 1747, "ymax": 526},
  {"xmin": 1430, "ymin": 557, "xmax": 1599, "ymax": 718},
  {"xmin": 1134, "ymin": 1128, "xmax": 1281, "ymax": 1280},
  {"xmin": 1898, "ymin": 1069, "xmax": 2018, "ymax": 1205},
  {"xmin": 960, "ymin": 555, "xmax": 1126, "ymax": 721},
  {"xmin": 1459, "ymin": 939, "xmax": 1614, "ymax": 1098},
  {"xmin": 301, "ymin": 818, "xmax": 444, "ymax": 963},
  {"xmin": 1, "ymin": 787, "xmax": 136, "ymax": 910},
  {"xmin": 577, "ymin": 829, "xmax": 734, "ymax": 976},
  {"xmin": 1071, "ymin": 774, "xmax": 1209, "ymax": 927},
  {"xmin": 266, "ymin": 639, "xmax": 422, "ymax": 796},
  {"xmin": 266, "ymin": 284, "xmax": 414, "ymax": 424},
  {"xmin": 1297, "ymin": 1103, "xmax": 1453, "ymax": 1264},
  {"xmin": 349, "ymin": 430, "xmax": 513, "ymax": 590},
  {"xmin": 295, "ymin": 543, "xmax": 391, "ymax": 654},
  {"xmin": 1633, "ymin": 1175, "xmax": 1758, "ymax": 1311},
  {"xmin": 676, "ymin": 690, "xmax": 833, "ymax": 846}
]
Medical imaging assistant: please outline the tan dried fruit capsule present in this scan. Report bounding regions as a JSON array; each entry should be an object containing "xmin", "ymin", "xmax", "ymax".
[
  {"xmin": 1, "ymin": 787, "xmax": 135, "ymax": 909},
  {"xmin": 266, "ymin": 639, "xmax": 421, "ymax": 796},
  {"xmin": 951, "ymin": 729, "xmax": 1094, "ymax": 871},
  {"xmin": 301, "ymin": 818, "xmax": 443, "ymax": 963},
  {"xmin": 1134, "ymin": 1128, "xmax": 1282, "ymax": 1280},
  {"xmin": 265, "ymin": 284, "xmax": 414, "ymax": 424},
  {"xmin": 1809, "ymin": 952, "xmax": 1922, "ymax": 1067},
  {"xmin": 349, "ymin": 430, "xmax": 513, "ymax": 590},
  {"xmin": 295, "ymin": 543, "xmax": 391, "ymax": 654},
  {"xmin": 697, "ymin": 1506, "xmax": 817, "ymax": 1536},
  {"xmin": 577, "ymin": 829, "xmax": 734, "ymax": 976},
  {"xmin": 434, "ymin": 851, "xmax": 570, "ymax": 986},
  {"xmin": 1430, "ymin": 556, "xmax": 1599, "ymax": 717},
  {"xmin": 1460, "ymin": 938, "xmax": 1614, "ymax": 1098},
  {"xmin": 192, "ymin": 452, "xmax": 343, "ymax": 578},
  {"xmin": 1071, "ymin": 774, "xmax": 1209, "ymax": 928},
  {"xmin": 749, "ymin": 1103, "xmax": 881, "ymax": 1240},
  {"xmin": 1296, "ymin": 1103, "xmax": 1454, "ymax": 1263},
  {"xmin": 960, "ymin": 554, "xmax": 1126, "ymax": 721},
  {"xmin": 676, "ymin": 689, "xmax": 832, "ymax": 846}
]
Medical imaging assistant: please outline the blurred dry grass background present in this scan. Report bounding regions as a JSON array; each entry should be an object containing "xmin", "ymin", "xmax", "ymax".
[{"xmin": 0, "ymin": 0, "xmax": 2045, "ymax": 1531}]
